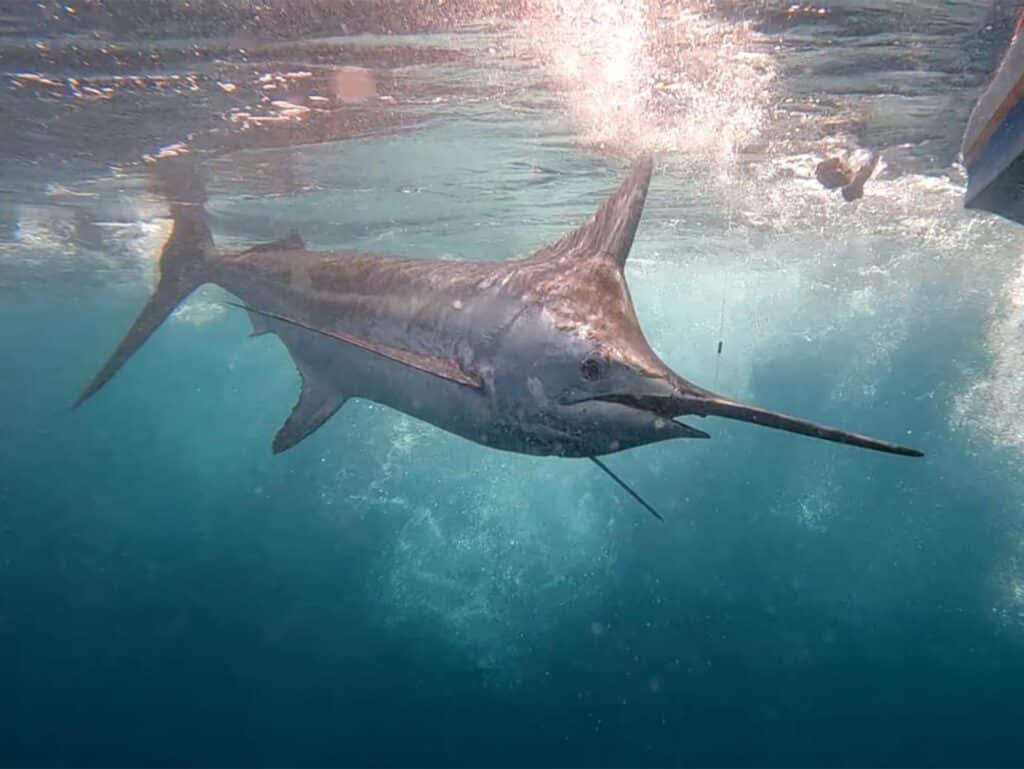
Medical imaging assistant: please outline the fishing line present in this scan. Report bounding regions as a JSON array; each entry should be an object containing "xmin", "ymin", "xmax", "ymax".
[{"xmin": 713, "ymin": 295, "xmax": 725, "ymax": 388}]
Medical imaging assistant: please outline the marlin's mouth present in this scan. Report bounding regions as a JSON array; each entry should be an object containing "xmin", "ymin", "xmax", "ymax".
[
  {"xmin": 589, "ymin": 392, "xmax": 683, "ymax": 419},
  {"xmin": 561, "ymin": 390, "xmax": 712, "ymax": 439}
]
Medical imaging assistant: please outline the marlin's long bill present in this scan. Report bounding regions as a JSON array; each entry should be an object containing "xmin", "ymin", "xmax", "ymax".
[{"xmin": 678, "ymin": 394, "xmax": 923, "ymax": 458}]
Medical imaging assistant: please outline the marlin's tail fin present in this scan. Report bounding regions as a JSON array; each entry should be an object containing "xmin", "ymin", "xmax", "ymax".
[{"xmin": 74, "ymin": 200, "xmax": 214, "ymax": 407}]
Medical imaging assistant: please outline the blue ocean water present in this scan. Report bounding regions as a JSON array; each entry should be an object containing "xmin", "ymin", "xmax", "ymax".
[{"xmin": 4, "ymin": 1, "xmax": 1024, "ymax": 766}]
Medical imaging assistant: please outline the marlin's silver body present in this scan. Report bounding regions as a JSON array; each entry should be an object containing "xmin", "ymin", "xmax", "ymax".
[{"xmin": 77, "ymin": 158, "xmax": 922, "ymax": 463}]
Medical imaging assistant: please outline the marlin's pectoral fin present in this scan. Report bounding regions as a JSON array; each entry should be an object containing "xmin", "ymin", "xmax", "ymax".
[
  {"xmin": 274, "ymin": 372, "xmax": 348, "ymax": 454},
  {"xmin": 225, "ymin": 301, "xmax": 484, "ymax": 390}
]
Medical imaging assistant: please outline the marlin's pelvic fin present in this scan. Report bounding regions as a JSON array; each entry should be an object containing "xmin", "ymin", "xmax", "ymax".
[
  {"xmin": 225, "ymin": 302, "xmax": 484, "ymax": 391},
  {"xmin": 590, "ymin": 457, "xmax": 664, "ymax": 521},
  {"xmin": 74, "ymin": 200, "xmax": 214, "ymax": 408}
]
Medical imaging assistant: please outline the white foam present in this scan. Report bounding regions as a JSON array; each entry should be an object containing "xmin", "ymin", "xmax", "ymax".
[{"xmin": 520, "ymin": 0, "xmax": 774, "ymax": 168}]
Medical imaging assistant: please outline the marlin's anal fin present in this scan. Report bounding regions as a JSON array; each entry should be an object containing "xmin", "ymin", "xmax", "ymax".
[{"xmin": 273, "ymin": 373, "xmax": 348, "ymax": 454}]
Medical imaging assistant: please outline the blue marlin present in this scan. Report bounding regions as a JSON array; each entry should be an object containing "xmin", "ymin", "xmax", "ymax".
[{"xmin": 76, "ymin": 158, "xmax": 921, "ymax": 516}]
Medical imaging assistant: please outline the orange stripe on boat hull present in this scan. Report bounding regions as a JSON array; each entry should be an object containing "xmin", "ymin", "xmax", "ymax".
[
  {"xmin": 964, "ymin": 71, "xmax": 1024, "ymax": 166},
  {"xmin": 965, "ymin": 12, "xmax": 1024, "ymax": 166}
]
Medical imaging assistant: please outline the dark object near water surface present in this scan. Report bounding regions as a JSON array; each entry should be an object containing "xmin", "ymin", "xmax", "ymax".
[
  {"xmin": 815, "ymin": 153, "xmax": 879, "ymax": 201},
  {"xmin": 815, "ymin": 157, "xmax": 853, "ymax": 190}
]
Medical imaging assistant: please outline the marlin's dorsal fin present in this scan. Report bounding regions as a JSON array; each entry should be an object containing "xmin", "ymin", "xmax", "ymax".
[
  {"xmin": 535, "ymin": 156, "xmax": 654, "ymax": 267},
  {"xmin": 236, "ymin": 228, "xmax": 305, "ymax": 337},
  {"xmin": 273, "ymin": 367, "xmax": 347, "ymax": 453},
  {"xmin": 241, "ymin": 229, "xmax": 305, "ymax": 255},
  {"xmin": 226, "ymin": 302, "xmax": 484, "ymax": 390}
]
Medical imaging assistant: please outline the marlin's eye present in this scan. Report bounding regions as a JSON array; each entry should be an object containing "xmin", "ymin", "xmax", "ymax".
[{"xmin": 580, "ymin": 354, "xmax": 609, "ymax": 382}]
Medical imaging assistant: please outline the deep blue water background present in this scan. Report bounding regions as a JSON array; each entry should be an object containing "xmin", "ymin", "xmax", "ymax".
[{"xmin": 4, "ymin": 1, "xmax": 1024, "ymax": 766}]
